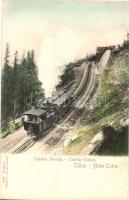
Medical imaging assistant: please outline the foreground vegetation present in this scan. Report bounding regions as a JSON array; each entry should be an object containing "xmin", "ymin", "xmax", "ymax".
[{"xmin": 0, "ymin": 120, "xmax": 23, "ymax": 139}]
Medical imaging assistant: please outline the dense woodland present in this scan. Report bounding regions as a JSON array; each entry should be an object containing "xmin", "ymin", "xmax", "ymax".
[{"xmin": 1, "ymin": 44, "xmax": 45, "ymax": 125}]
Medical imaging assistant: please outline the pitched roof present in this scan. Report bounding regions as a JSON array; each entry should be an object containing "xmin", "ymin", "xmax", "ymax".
[{"xmin": 23, "ymin": 107, "xmax": 45, "ymax": 116}]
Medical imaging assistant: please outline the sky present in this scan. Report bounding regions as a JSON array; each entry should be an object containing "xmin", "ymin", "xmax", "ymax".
[{"xmin": 2, "ymin": 0, "xmax": 129, "ymax": 96}]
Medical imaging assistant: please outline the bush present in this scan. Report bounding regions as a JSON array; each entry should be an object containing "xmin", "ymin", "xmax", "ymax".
[
  {"xmin": 15, "ymin": 123, "xmax": 20, "ymax": 130},
  {"xmin": 1, "ymin": 121, "xmax": 22, "ymax": 139}
]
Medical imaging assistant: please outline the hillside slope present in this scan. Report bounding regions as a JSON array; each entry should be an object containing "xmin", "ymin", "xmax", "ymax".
[{"xmin": 64, "ymin": 48, "xmax": 129, "ymax": 155}]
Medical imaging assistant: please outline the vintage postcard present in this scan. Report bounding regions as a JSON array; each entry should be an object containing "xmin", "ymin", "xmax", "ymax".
[{"xmin": 0, "ymin": 1, "xmax": 129, "ymax": 199}]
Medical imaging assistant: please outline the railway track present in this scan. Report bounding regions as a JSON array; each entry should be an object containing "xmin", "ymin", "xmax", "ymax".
[
  {"xmin": 77, "ymin": 63, "xmax": 97, "ymax": 108},
  {"xmin": 25, "ymin": 63, "xmax": 97, "ymax": 153},
  {"xmin": 25, "ymin": 50, "xmax": 111, "ymax": 154},
  {"xmin": 57, "ymin": 62, "xmax": 93, "ymax": 123},
  {"xmin": 8, "ymin": 136, "xmax": 36, "ymax": 153},
  {"xmin": 8, "ymin": 110, "xmax": 74, "ymax": 154},
  {"xmin": 8, "ymin": 61, "xmax": 96, "ymax": 154}
]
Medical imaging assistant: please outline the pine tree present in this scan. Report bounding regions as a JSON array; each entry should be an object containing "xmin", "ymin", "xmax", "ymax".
[
  {"xmin": 1, "ymin": 46, "xmax": 45, "ymax": 125},
  {"xmin": 15, "ymin": 50, "xmax": 45, "ymax": 113},
  {"xmin": 1, "ymin": 44, "xmax": 14, "ymax": 123},
  {"xmin": 15, "ymin": 53, "xmax": 31, "ymax": 113},
  {"xmin": 12, "ymin": 51, "xmax": 19, "ymax": 122},
  {"xmin": 26, "ymin": 50, "xmax": 45, "ymax": 106}
]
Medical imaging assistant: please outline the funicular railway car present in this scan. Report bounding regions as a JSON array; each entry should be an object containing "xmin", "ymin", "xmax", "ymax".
[
  {"xmin": 22, "ymin": 107, "xmax": 55, "ymax": 138},
  {"xmin": 22, "ymin": 88, "xmax": 74, "ymax": 138}
]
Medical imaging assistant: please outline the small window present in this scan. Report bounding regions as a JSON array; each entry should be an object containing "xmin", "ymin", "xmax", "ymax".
[
  {"xmin": 32, "ymin": 116, "xmax": 37, "ymax": 122},
  {"xmin": 24, "ymin": 115, "xmax": 29, "ymax": 121}
]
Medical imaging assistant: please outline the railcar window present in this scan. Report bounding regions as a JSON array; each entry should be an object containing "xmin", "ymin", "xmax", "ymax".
[
  {"xmin": 32, "ymin": 117, "xmax": 37, "ymax": 122},
  {"xmin": 37, "ymin": 117, "xmax": 42, "ymax": 123},
  {"xmin": 30, "ymin": 116, "xmax": 33, "ymax": 121},
  {"xmin": 24, "ymin": 115, "xmax": 29, "ymax": 121}
]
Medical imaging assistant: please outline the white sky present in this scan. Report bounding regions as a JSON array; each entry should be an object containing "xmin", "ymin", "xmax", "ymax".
[{"xmin": 2, "ymin": 1, "xmax": 129, "ymax": 96}]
